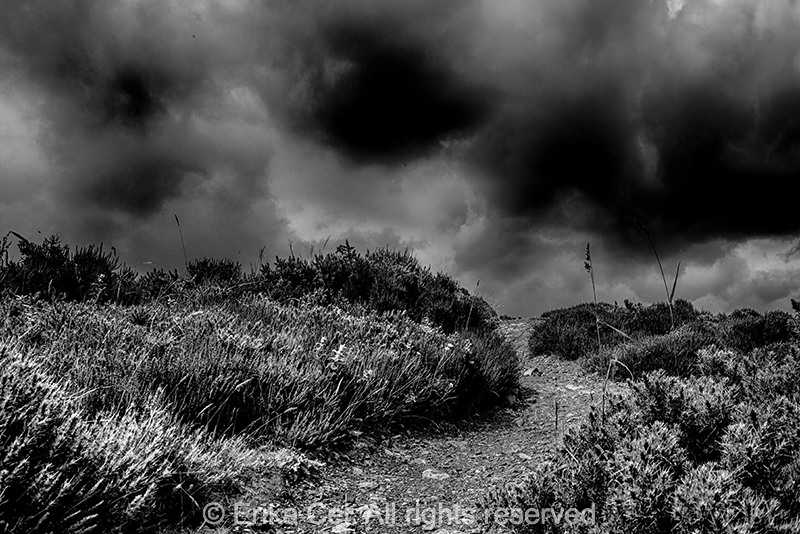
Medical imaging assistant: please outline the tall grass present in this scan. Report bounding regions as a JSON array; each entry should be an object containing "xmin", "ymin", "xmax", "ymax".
[
  {"xmin": 0, "ymin": 293, "xmax": 518, "ymax": 531},
  {"xmin": 485, "ymin": 343, "xmax": 800, "ymax": 532},
  {"xmin": 15, "ymin": 297, "xmax": 517, "ymax": 447},
  {"xmin": 0, "ymin": 347, "xmax": 265, "ymax": 533},
  {"xmin": 0, "ymin": 235, "xmax": 518, "ymax": 532},
  {"xmin": 0, "ymin": 234, "xmax": 499, "ymax": 335}
]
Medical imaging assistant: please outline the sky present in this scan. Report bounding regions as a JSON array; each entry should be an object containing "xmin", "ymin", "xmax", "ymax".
[{"xmin": 1, "ymin": 0, "xmax": 800, "ymax": 317}]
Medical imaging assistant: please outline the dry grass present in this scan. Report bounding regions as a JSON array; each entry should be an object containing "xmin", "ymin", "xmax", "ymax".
[{"xmin": 0, "ymin": 294, "xmax": 519, "ymax": 532}]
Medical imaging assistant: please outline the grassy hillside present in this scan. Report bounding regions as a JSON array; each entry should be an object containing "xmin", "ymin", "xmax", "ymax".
[
  {"xmin": 0, "ymin": 235, "xmax": 518, "ymax": 533},
  {"xmin": 487, "ymin": 301, "xmax": 800, "ymax": 533}
]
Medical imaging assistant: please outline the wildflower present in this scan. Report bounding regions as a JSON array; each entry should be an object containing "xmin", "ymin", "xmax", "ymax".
[{"xmin": 584, "ymin": 243, "xmax": 592, "ymax": 274}]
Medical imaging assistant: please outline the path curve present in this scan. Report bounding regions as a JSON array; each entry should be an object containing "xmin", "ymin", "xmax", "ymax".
[{"xmin": 246, "ymin": 319, "xmax": 625, "ymax": 534}]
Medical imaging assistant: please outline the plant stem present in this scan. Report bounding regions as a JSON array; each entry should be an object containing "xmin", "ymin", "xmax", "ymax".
[
  {"xmin": 646, "ymin": 234, "xmax": 674, "ymax": 330},
  {"xmin": 175, "ymin": 215, "xmax": 189, "ymax": 274}
]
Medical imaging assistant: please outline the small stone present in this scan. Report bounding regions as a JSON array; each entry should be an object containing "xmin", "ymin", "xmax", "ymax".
[
  {"xmin": 331, "ymin": 522, "xmax": 354, "ymax": 534},
  {"xmin": 352, "ymin": 467, "xmax": 364, "ymax": 476},
  {"xmin": 358, "ymin": 481, "xmax": 378, "ymax": 490},
  {"xmin": 410, "ymin": 458, "xmax": 428, "ymax": 465},
  {"xmin": 422, "ymin": 469, "xmax": 450, "ymax": 480},
  {"xmin": 517, "ymin": 453, "xmax": 533, "ymax": 461}
]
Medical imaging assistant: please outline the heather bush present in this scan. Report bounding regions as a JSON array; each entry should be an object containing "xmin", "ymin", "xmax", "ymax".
[
  {"xmin": 8, "ymin": 296, "xmax": 518, "ymax": 450},
  {"xmin": 0, "ymin": 347, "xmax": 264, "ymax": 533},
  {"xmin": 624, "ymin": 371, "xmax": 739, "ymax": 463},
  {"xmin": 188, "ymin": 256, "xmax": 242, "ymax": 287},
  {"xmin": 1, "ymin": 235, "xmax": 496, "ymax": 335},
  {"xmin": 584, "ymin": 323, "xmax": 717, "ymax": 379},
  {"xmin": 529, "ymin": 300, "xmax": 700, "ymax": 361},
  {"xmin": 720, "ymin": 398, "xmax": 800, "ymax": 516},
  {"xmin": 719, "ymin": 309, "xmax": 794, "ymax": 353},
  {"xmin": 604, "ymin": 422, "xmax": 688, "ymax": 534},
  {"xmin": 486, "ymin": 339, "xmax": 800, "ymax": 533},
  {"xmin": 672, "ymin": 464, "xmax": 796, "ymax": 534}
]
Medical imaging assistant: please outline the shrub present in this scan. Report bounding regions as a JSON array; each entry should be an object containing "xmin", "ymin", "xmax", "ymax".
[
  {"xmin": 623, "ymin": 371, "xmax": 739, "ymax": 463},
  {"xmin": 672, "ymin": 464, "xmax": 795, "ymax": 534},
  {"xmin": 0, "ymin": 235, "xmax": 140, "ymax": 304},
  {"xmin": 2, "ymin": 235, "xmax": 496, "ymax": 335},
  {"xmin": 0, "ymin": 347, "xmax": 261, "ymax": 533},
  {"xmin": 529, "ymin": 303, "xmax": 608, "ymax": 360},
  {"xmin": 619, "ymin": 298, "xmax": 699, "ymax": 337},
  {"xmin": 133, "ymin": 267, "xmax": 183, "ymax": 303},
  {"xmin": 720, "ymin": 398, "xmax": 800, "ymax": 516},
  {"xmin": 257, "ymin": 243, "xmax": 498, "ymax": 334},
  {"xmin": 530, "ymin": 300, "xmax": 701, "ymax": 361},
  {"xmin": 12, "ymin": 297, "xmax": 517, "ymax": 450},
  {"xmin": 585, "ymin": 323, "xmax": 717, "ymax": 379},
  {"xmin": 188, "ymin": 257, "xmax": 242, "ymax": 287},
  {"xmin": 719, "ymin": 309, "xmax": 795, "ymax": 353},
  {"xmin": 604, "ymin": 422, "xmax": 688, "ymax": 534}
]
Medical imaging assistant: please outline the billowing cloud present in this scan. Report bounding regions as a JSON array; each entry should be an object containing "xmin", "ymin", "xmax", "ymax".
[{"xmin": 2, "ymin": 0, "xmax": 800, "ymax": 316}]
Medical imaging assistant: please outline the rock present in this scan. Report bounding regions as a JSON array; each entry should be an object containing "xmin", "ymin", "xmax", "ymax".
[
  {"xmin": 410, "ymin": 457, "xmax": 428, "ymax": 465},
  {"xmin": 447, "ymin": 440, "xmax": 468, "ymax": 449},
  {"xmin": 358, "ymin": 481, "xmax": 378, "ymax": 490},
  {"xmin": 352, "ymin": 467, "xmax": 364, "ymax": 476},
  {"xmin": 331, "ymin": 522, "xmax": 354, "ymax": 534},
  {"xmin": 517, "ymin": 453, "xmax": 533, "ymax": 461},
  {"xmin": 422, "ymin": 469, "xmax": 450, "ymax": 480}
]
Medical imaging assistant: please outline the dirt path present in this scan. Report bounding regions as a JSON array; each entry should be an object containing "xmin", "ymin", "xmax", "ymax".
[{"xmin": 226, "ymin": 319, "xmax": 624, "ymax": 533}]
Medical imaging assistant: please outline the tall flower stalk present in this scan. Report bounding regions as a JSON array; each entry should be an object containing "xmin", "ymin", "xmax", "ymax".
[
  {"xmin": 628, "ymin": 217, "xmax": 675, "ymax": 331},
  {"xmin": 584, "ymin": 243, "xmax": 601, "ymax": 352}
]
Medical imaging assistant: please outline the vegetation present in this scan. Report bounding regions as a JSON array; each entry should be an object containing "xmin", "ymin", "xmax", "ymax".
[
  {"xmin": 529, "ymin": 299, "xmax": 701, "ymax": 362},
  {"xmin": 0, "ymin": 234, "xmax": 517, "ymax": 533},
  {"xmin": 494, "ymin": 281, "xmax": 800, "ymax": 532},
  {"xmin": 0, "ymin": 235, "xmax": 497, "ymax": 334},
  {"xmin": 485, "ymin": 339, "xmax": 800, "ymax": 532},
  {"xmin": 507, "ymin": 231, "xmax": 800, "ymax": 532},
  {"xmin": 5, "ymin": 231, "xmax": 800, "ymax": 533}
]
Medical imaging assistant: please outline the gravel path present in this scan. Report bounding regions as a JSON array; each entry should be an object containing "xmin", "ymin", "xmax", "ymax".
[{"xmin": 219, "ymin": 319, "xmax": 626, "ymax": 534}]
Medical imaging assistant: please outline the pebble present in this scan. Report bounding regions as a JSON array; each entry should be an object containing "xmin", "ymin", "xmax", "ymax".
[{"xmin": 422, "ymin": 469, "xmax": 450, "ymax": 480}]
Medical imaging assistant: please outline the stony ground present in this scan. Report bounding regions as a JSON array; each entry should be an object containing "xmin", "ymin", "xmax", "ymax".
[{"xmin": 211, "ymin": 319, "xmax": 627, "ymax": 534}]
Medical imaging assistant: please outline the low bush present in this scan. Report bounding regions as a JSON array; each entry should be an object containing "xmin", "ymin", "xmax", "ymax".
[
  {"xmin": 718, "ymin": 309, "xmax": 794, "ymax": 353},
  {"xmin": 0, "ymin": 292, "xmax": 517, "ymax": 532},
  {"xmin": 188, "ymin": 256, "xmax": 242, "ymax": 287},
  {"xmin": 0, "ymin": 347, "xmax": 263, "ymax": 533},
  {"xmin": 7, "ymin": 296, "xmax": 518, "ymax": 450},
  {"xmin": 529, "ymin": 300, "xmax": 700, "ymax": 361},
  {"xmin": 484, "ymin": 343, "xmax": 800, "ymax": 533},
  {"xmin": 584, "ymin": 323, "xmax": 717, "ymax": 379},
  {"xmin": 1, "ymin": 235, "xmax": 496, "ymax": 335}
]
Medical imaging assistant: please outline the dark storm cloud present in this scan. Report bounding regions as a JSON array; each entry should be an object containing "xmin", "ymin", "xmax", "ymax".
[
  {"xmin": 4, "ymin": 0, "xmax": 800, "ymax": 315},
  {"xmin": 307, "ymin": 23, "xmax": 490, "ymax": 163},
  {"xmin": 464, "ymin": 0, "xmax": 800, "ymax": 260},
  {"xmin": 0, "ymin": 0, "xmax": 226, "ymax": 215},
  {"xmin": 262, "ymin": 0, "xmax": 491, "ymax": 165}
]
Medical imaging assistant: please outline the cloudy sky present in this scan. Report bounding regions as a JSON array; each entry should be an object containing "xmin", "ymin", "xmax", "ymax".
[{"xmin": 2, "ymin": 0, "xmax": 800, "ymax": 317}]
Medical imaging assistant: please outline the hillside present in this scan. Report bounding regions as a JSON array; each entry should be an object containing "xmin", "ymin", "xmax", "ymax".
[{"xmin": 1, "ymin": 235, "xmax": 799, "ymax": 533}]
